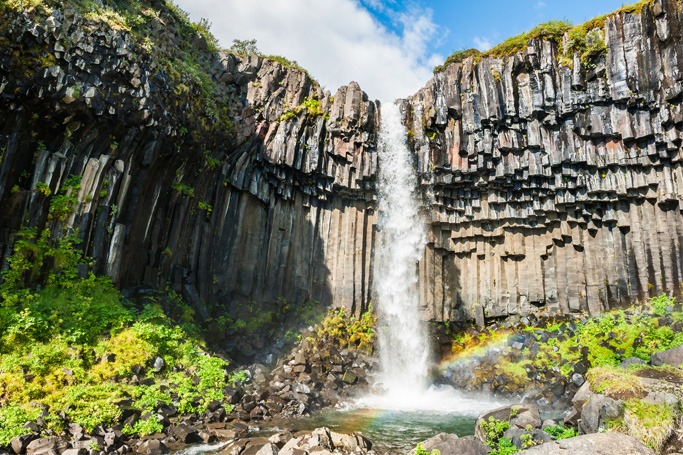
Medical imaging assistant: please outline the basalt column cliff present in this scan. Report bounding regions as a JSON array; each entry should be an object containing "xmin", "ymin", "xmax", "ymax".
[
  {"xmin": 0, "ymin": 3, "xmax": 378, "ymax": 335},
  {"xmin": 3, "ymin": 0, "xmax": 683, "ymax": 330},
  {"xmin": 407, "ymin": 0, "xmax": 683, "ymax": 322}
]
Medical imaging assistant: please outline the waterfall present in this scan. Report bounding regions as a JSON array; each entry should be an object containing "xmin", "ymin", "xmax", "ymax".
[
  {"xmin": 358, "ymin": 101, "xmax": 502, "ymax": 414},
  {"xmin": 374, "ymin": 101, "xmax": 431, "ymax": 400}
]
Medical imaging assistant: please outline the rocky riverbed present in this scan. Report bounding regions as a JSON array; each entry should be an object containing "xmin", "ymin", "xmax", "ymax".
[{"xmin": 4, "ymin": 324, "xmax": 683, "ymax": 455}]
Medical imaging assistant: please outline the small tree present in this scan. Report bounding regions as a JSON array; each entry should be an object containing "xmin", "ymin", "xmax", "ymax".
[{"xmin": 230, "ymin": 39, "xmax": 259, "ymax": 55}]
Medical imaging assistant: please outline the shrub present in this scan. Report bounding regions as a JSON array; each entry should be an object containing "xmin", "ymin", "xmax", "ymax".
[
  {"xmin": 0, "ymin": 405, "xmax": 41, "ymax": 446},
  {"xmin": 544, "ymin": 425, "xmax": 578, "ymax": 440},
  {"xmin": 315, "ymin": 307, "xmax": 376, "ymax": 353}
]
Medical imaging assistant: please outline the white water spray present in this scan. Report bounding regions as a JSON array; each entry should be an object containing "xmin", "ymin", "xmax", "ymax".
[
  {"xmin": 373, "ymin": 101, "xmax": 430, "ymax": 400},
  {"xmin": 355, "ymin": 101, "xmax": 505, "ymax": 414}
]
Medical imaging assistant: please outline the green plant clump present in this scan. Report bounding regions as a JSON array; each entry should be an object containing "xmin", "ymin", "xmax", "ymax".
[
  {"xmin": 433, "ymin": 48, "xmax": 482, "ymax": 73},
  {"xmin": 0, "ymin": 229, "xmax": 241, "ymax": 443},
  {"xmin": 414, "ymin": 442, "xmax": 441, "ymax": 455},
  {"xmin": 314, "ymin": 307, "xmax": 376, "ymax": 354},
  {"xmin": 433, "ymin": 0, "xmax": 655, "ymax": 72},
  {"xmin": 544, "ymin": 425, "xmax": 578, "ymax": 440},
  {"xmin": 279, "ymin": 97, "xmax": 326, "ymax": 122}
]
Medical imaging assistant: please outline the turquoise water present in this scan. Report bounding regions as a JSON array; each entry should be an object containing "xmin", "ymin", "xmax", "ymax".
[{"xmin": 275, "ymin": 407, "xmax": 477, "ymax": 453}]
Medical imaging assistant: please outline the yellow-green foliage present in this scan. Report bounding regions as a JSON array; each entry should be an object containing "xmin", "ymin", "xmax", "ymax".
[
  {"xmin": 613, "ymin": 400, "xmax": 677, "ymax": 452},
  {"xmin": 586, "ymin": 366, "xmax": 645, "ymax": 398},
  {"xmin": 447, "ymin": 295, "xmax": 683, "ymax": 395},
  {"xmin": 266, "ymin": 55, "xmax": 312, "ymax": 78},
  {"xmin": 0, "ymin": 232, "xmax": 239, "ymax": 444},
  {"xmin": 433, "ymin": 0, "xmax": 655, "ymax": 73},
  {"xmin": 562, "ymin": 26, "xmax": 607, "ymax": 68},
  {"xmin": 433, "ymin": 48, "xmax": 482, "ymax": 73},
  {"xmin": 316, "ymin": 308, "xmax": 376, "ymax": 353},
  {"xmin": 487, "ymin": 20, "xmax": 572, "ymax": 58},
  {"xmin": 451, "ymin": 328, "xmax": 511, "ymax": 357},
  {"xmin": 279, "ymin": 97, "xmax": 326, "ymax": 122}
]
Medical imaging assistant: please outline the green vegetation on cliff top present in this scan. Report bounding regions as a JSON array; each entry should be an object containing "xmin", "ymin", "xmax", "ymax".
[
  {"xmin": 0, "ymin": 0, "xmax": 235, "ymax": 142},
  {"xmin": 433, "ymin": 0, "xmax": 655, "ymax": 73}
]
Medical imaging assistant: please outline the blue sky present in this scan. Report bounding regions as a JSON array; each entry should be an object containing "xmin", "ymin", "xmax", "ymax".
[
  {"xmin": 365, "ymin": 0, "xmax": 628, "ymax": 56},
  {"xmin": 176, "ymin": 0, "xmax": 631, "ymax": 100}
]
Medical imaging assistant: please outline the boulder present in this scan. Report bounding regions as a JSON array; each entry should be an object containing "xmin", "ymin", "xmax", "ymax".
[
  {"xmin": 579, "ymin": 395, "xmax": 623, "ymax": 434},
  {"xmin": 268, "ymin": 431, "xmax": 293, "ymax": 448},
  {"xmin": 135, "ymin": 440, "xmax": 167, "ymax": 455},
  {"xmin": 409, "ymin": 433, "xmax": 488, "ymax": 455},
  {"xmin": 619, "ymin": 357, "xmax": 647, "ymax": 368},
  {"xmin": 26, "ymin": 438, "xmax": 67, "ymax": 455},
  {"xmin": 650, "ymin": 345, "xmax": 683, "ymax": 367},
  {"xmin": 10, "ymin": 434, "xmax": 38, "ymax": 454},
  {"xmin": 170, "ymin": 423, "xmax": 202, "ymax": 444},
  {"xmin": 253, "ymin": 443, "xmax": 279, "ymax": 455},
  {"xmin": 475, "ymin": 404, "xmax": 541, "ymax": 442},
  {"xmin": 522, "ymin": 432, "xmax": 655, "ymax": 454}
]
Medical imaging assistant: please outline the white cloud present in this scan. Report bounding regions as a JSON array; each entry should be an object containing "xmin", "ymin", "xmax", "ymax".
[
  {"xmin": 173, "ymin": 0, "xmax": 441, "ymax": 101},
  {"xmin": 473, "ymin": 36, "xmax": 492, "ymax": 51},
  {"xmin": 535, "ymin": 1, "xmax": 547, "ymax": 9}
]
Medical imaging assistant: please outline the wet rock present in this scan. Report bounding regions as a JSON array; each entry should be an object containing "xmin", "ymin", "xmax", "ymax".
[
  {"xmin": 170, "ymin": 423, "xmax": 201, "ymax": 444},
  {"xmin": 475, "ymin": 404, "xmax": 542, "ymax": 443},
  {"xmin": 341, "ymin": 371, "xmax": 358, "ymax": 385},
  {"xmin": 135, "ymin": 440, "xmax": 167, "ymax": 455},
  {"xmin": 579, "ymin": 395, "xmax": 623, "ymax": 434},
  {"xmin": 620, "ymin": 357, "xmax": 647, "ymax": 368},
  {"xmin": 570, "ymin": 373, "xmax": 585, "ymax": 387}
]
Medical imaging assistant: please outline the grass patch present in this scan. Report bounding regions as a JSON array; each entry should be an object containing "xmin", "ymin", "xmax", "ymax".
[
  {"xmin": 614, "ymin": 400, "xmax": 676, "ymax": 452},
  {"xmin": 487, "ymin": 20, "xmax": 572, "ymax": 58},
  {"xmin": 434, "ymin": 0, "xmax": 655, "ymax": 72},
  {"xmin": 586, "ymin": 366, "xmax": 646, "ymax": 399},
  {"xmin": 433, "ymin": 49, "xmax": 482, "ymax": 73}
]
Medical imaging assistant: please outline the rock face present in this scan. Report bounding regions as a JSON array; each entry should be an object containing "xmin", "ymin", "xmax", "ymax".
[
  {"xmin": 522, "ymin": 432, "xmax": 655, "ymax": 455},
  {"xmin": 3, "ymin": 0, "xmax": 683, "ymax": 332},
  {"xmin": 0, "ymin": 2, "xmax": 377, "ymax": 351},
  {"xmin": 406, "ymin": 0, "xmax": 683, "ymax": 321}
]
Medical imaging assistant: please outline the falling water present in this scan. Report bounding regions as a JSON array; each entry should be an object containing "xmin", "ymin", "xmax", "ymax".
[
  {"xmin": 354, "ymin": 101, "xmax": 504, "ymax": 415},
  {"xmin": 373, "ymin": 101, "xmax": 430, "ymax": 401}
]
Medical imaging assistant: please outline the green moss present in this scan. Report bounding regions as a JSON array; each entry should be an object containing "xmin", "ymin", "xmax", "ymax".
[
  {"xmin": 279, "ymin": 97, "xmax": 326, "ymax": 122},
  {"xmin": 618, "ymin": 400, "xmax": 676, "ymax": 452},
  {"xmin": 487, "ymin": 20, "xmax": 572, "ymax": 58},
  {"xmin": 433, "ymin": 0, "xmax": 655, "ymax": 72},
  {"xmin": 586, "ymin": 366, "xmax": 645, "ymax": 397},
  {"xmin": 433, "ymin": 48, "xmax": 482, "ymax": 73},
  {"xmin": 266, "ymin": 55, "xmax": 310, "ymax": 75}
]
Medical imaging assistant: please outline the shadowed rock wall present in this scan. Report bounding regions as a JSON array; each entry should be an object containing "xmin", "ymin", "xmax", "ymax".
[
  {"xmin": 0, "ymin": 4, "xmax": 377, "ymax": 331},
  {"xmin": 406, "ymin": 0, "xmax": 683, "ymax": 321},
  {"xmin": 4, "ymin": 0, "xmax": 683, "ymax": 331}
]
